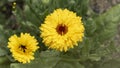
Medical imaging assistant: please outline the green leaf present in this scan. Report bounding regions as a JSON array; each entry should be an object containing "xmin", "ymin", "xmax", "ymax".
[
  {"xmin": 10, "ymin": 57, "xmax": 61, "ymax": 68},
  {"xmin": 53, "ymin": 60, "xmax": 84, "ymax": 68},
  {"xmin": 0, "ymin": 56, "xmax": 10, "ymax": 68},
  {"xmin": 80, "ymin": 38, "xmax": 93, "ymax": 61},
  {"xmin": 92, "ymin": 4, "xmax": 120, "ymax": 43},
  {"xmin": 0, "ymin": 13, "xmax": 6, "ymax": 25},
  {"xmin": 8, "ymin": 0, "xmax": 15, "ymax": 2},
  {"xmin": 0, "ymin": 56, "xmax": 10, "ymax": 64},
  {"xmin": 41, "ymin": 0, "xmax": 50, "ymax": 5},
  {"xmin": 0, "ymin": 64, "xmax": 10, "ymax": 68},
  {"xmin": 0, "ymin": 48, "xmax": 7, "ymax": 56},
  {"xmin": 102, "ymin": 4, "xmax": 120, "ymax": 23},
  {"xmin": 99, "ymin": 59, "xmax": 120, "ymax": 68},
  {"xmin": 40, "ymin": 50, "xmax": 60, "ymax": 57},
  {"xmin": 0, "ymin": 24, "xmax": 3, "ymax": 30},
  {"xmin": 88, "ymin": 54, "xmax": 101, "ymax": 61},
  {"xmin": 84, "ymin": 18, "xmax": 96, "ymax": 37}
]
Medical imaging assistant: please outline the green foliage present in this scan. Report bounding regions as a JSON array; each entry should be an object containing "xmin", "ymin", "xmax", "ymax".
[
  {"xmin": 0, "ymin": 0, "xmax": 120, "ymax": 68},
  {"xmin": 99, "ymin": 59, "xmax": 120, "ymax": 68}
]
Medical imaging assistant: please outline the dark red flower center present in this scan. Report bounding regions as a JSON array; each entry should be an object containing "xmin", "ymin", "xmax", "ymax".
[
  {"xmin": 19, "ymin": 45, "xmax": 27, "ymax": 52},
  {"xmin": 56, "ymin": 24, "xmax": 68, "ymax": 35}
]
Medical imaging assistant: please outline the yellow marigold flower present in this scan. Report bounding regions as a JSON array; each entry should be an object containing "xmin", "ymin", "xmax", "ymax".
[
  {"xmin": 8, "ymin": 33, "xmax": 39, "ymax": 64},
  {"xmin": 40, "ymin": 9, "xmax": 85, "ymax": 52}
]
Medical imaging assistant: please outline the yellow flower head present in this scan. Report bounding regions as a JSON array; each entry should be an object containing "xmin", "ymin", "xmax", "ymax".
[
  {"xmin": 40, "ymin": 9, "xmax": 85, "ymax": 52},
  {"xmin": 8, "ymin": 33, "xmax": 39, "ymax": 64}
]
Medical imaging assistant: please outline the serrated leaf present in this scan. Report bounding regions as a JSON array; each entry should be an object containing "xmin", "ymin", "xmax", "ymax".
[
  {"xmin": 93, "ymin": 4, "xmax": 120, "ymax": 43},
  {"xmin": 102, "ymin": 4, "xmax": 120, "ymax": 23}
]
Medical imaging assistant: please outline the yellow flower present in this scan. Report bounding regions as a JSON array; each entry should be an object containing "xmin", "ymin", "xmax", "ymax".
[
  {"xmin": 40, "ymin": 9, "xmax": 85, "ymax": 52},
  {"xmin": 8, "ymin": 33, "xmax": 39, "ymax": 64}
]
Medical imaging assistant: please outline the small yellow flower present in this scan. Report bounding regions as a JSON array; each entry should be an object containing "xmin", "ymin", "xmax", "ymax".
[
  {"xmin": 12, "ymin": 2, "xmax": 16, "ymax": 11},
  {"xmin": 40, "ymin": 9, "xmax": 85, "ymax": 52},
  {"xmin": 8, "ymin": 33, "xmax": 39, "ymax": 64}
]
